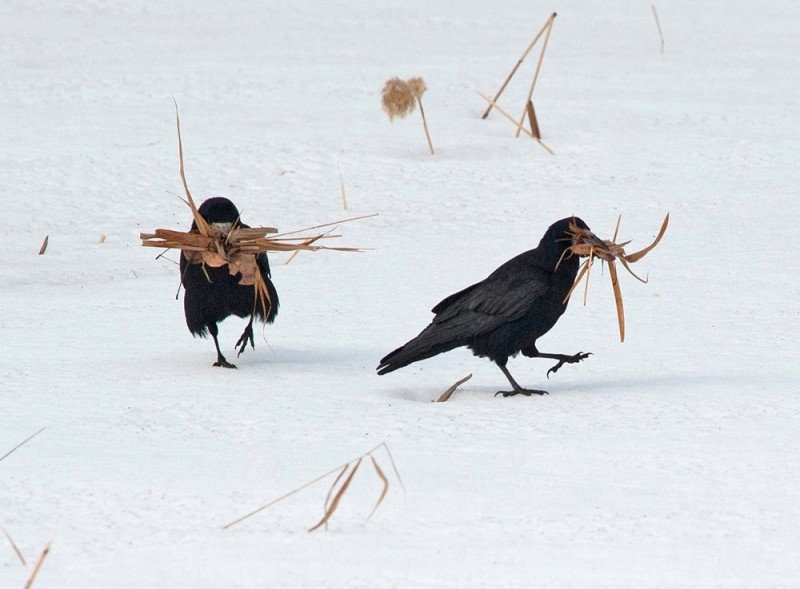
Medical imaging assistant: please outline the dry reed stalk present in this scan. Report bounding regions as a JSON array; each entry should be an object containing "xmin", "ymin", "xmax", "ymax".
[
  {"xmin": 1, "ymin": 526, "xmax": 25, "ymax": 565},
  {"xmin": 562, "ymin": 214, "xmax": 670, "ymax": 342},
  {"xmin": 436, "ymin": 373, "xmax": 473, "ymax": 402},
  {"xmin": 382, "ymin": 77, "xmax": 434, "ymax": 154},
  {"xmin": 223, "ymin": 442, "xmax": 402, "ymax": 532},
  {"xmin": 338, "ymin": 165, "xmax": 348, "ymax": 210},
  {"xmin": 38, "ymin": 236, "xmax": 48, "ymax": 255},
  {"xmin": 481, "ymin": 13, "xmax": 557, "ymax": 119},
  {"xmin": 172, "ymin": 99, "xmax": 212, "ymax": 239},
  {"xmin": 477, "ymin": 92, "xmax": 555, "ymax": 155},
  {"xmin": 0, "ymin": 427, "xmax": 46, "ymax": 464},
  {"xmin": 516, "ymin": 14, "xmax": 555, "ymax": 138},
  {"xmin": 98, "ymin": 233, "xmax": 107, "ymax": 244},
  {"xmin": 23, "ymin": 542, "xmax": 50, "ymax": 589},
  {"xmin": 652, "ymin": 5, "xmax": 665, "ymax": 54}
]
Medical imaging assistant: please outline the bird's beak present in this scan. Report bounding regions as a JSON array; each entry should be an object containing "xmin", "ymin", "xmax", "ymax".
[{"xmin": 569, "ymin": 224, "xmax": 615, "ymax": 260}]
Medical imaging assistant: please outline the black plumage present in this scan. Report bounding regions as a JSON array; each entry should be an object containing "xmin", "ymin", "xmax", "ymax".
[
  {"xmin": 180, "ymin": 197, "xmax": 279, "ymax": 368},
  {"xmin": 377, "ymin": 217, "xmax": 603, "ymax": 396}
]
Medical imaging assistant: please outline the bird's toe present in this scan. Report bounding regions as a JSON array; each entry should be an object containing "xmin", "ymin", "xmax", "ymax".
[
  {"xmin": 495, "ymin": 389, "xmax": 548, "ymax": 397},
  {"xmin": 213, "ymin": 359, "xmax": 238, "ymax": 369}
]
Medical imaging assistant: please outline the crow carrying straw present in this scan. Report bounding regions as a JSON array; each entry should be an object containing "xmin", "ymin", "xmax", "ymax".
[
  {"xmin": 377, "ymin": 217, "xmax": 609, "ymax": 396},
  {"xmin": 180, "ymin": 197, "xmax": 279, "ymax": 368}
]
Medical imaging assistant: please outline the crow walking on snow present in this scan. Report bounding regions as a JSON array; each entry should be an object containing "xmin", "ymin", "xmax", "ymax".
[
  {"xmin": 377, "ymin": 217, "xmax": 607, "ymax": 396},
  {"xmin": 180, "ymin": 197, "xmax": 279, "ymax": 368}
]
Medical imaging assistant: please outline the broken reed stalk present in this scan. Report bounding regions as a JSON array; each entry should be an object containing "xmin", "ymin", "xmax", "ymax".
[
  {"xmin": 516, "ymin": 14, "xmax": 555, "ymax": 138},
  {"xmin": 0, "ymin": 427, "xmax": 46, "ymax": 464},
  {"xmin": 223, "ymin": 442, "xmax": 402, "ymax": 531},
  {"xmin": 38, "ymin": 236, "xmax": 48, "ymax": 255},
  {"xmin": 652, "ymin": 5, "xmax": 665, "ymax": 54},
  {"xmin": 477, "ymin": 92, "xmax": 555, "ymax": 155},
  {"xmin": 1, "ymin": 526, "xmax": 26, "ymax": 565},
  {"xmin": 23, "ymin": 542, "xmax": 51, "ymax": 589},
  {"xmin": 436, "ymin": 373, "xmax": 473, "ymax": 402},
  {"xmin": 526, "ymin": 100, "xmax": 541, "ymax": 139},
  {"xmin": 481, "ymin": 13, "xmax": 557, "ymax": 119}
]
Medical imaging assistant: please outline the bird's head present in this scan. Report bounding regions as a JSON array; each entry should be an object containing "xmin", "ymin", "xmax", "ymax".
[
  {"xmin": 194, "ymin": 197, "xmax": 241, "ymax": 237},
  {"xmin": 544, "ymin": 216, "xmax": 614, "ymax": 270}
]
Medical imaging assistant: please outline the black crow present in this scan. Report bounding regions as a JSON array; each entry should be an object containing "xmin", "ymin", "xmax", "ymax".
[
  {"xmin": 377, "ymin": 217, "xmax": 608, "ymax": 396},
  {"xmin": 180, "ymin": 197, "xmax": 279, "ymax": 368}
]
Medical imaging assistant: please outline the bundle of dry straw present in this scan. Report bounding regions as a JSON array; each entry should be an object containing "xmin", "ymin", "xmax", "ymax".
[{"xmin": 141, "ymin": 105, "xmax": 373, "ymax": 315}]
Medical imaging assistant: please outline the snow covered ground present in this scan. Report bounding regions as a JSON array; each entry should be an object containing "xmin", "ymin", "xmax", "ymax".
[{"xmin": 2, "ymin": 0, "xmax": 799, "ymax": 586}]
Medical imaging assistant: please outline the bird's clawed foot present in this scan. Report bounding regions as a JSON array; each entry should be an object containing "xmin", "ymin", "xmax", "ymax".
[
  {"xmin": 235, "ymin": 323, "xmax": 255, "ymax": 358},
  {"xmin": 495, "ymin": 388, "xmax": 549, "ymax": 398},
  {"xmin": 213, "ymin": 355, "xmax": 237, "ymax": 369},
  {"xmin": 546, "ymin": 352, "xmax": 592, "ymax": 379}
]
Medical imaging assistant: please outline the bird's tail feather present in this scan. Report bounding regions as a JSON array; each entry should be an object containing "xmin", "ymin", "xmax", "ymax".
[{"xmin": 377, "ymin": 324, "xmax": 467, "ymax": 375}]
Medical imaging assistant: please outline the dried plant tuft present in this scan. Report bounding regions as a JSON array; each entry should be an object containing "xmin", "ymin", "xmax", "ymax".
[
  {"xmin": 382, "ymin": 76, "xmax": 434, "ymax": 154},
  {"xmin": 381, "ymin": 77, "xmax": 416, "ymax": 121},
  {"xmin": 407, "ymin": 77, "xmax": 427, "ymax": 99}
]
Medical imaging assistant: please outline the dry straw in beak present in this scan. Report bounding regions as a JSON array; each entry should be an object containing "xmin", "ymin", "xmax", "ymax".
[
  {"xmin": 564, "ymin": 214, "xmax": 669, "ymax": 342},
  {"xmin": 142, "ymin": 103, "xmax": 375, "ymax": 321}
]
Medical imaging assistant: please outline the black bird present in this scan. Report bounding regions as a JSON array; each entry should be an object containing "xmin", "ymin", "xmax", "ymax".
[
  {"xmin": 180, "ymin": 197, "xmax": 279, "ymax": 368},
  {"xmin": 377, "ymin": 217, "xmax": 608, "ymax": 396}
]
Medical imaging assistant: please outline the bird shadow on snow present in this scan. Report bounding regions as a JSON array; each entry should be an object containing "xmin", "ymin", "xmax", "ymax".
[
  {"xmin": 384, "ymin": 371, "xmax": 769, "ymax": 404},
  {"xmin": 173, "ymin": 344, "xmax": 378, "ymax": 371}
]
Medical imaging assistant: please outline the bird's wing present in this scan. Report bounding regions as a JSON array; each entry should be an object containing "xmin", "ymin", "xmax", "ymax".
[
  {"xmin": 377, "ymin": 265, "xmax": 551, "ymax": 374},
  {"xmin": 432, "ymin": 267, "xmax": 550, "ymax": 330}
]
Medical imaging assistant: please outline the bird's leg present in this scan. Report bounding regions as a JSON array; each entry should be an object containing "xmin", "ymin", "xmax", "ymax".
[
  {"xmin": 235, "ymin": 315, "xmax": 256, "ymax": 358},
  {"xmin": 535, "ymin": 351, "xmax": 592, "ymax": 378},
  {"xmin": 494, "ymin": 363, "xmax": 548, "ymax": 398},
  {"xmin": 209, "ymin": 323, "xmax": 237, "ymax": 369}
]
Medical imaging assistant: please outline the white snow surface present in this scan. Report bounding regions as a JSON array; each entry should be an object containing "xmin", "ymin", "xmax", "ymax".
[{"xmin": 2, "ymin": 0, "xmax": 799, "ymax": 586}]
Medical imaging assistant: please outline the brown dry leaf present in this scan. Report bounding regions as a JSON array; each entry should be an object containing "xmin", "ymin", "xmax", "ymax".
[
  {"xmin": 309, "ymin": 457, "xmax": 363, "ymax": 532},
  {"xmin": 608, "ymin": 260, "xmax": 625, "ymax": 342},
  {"xmin": 322, "ymin": 464, "xmax": 351, "ymax": 519},
  {"xmin": 436, "ymin": 373, "xmax": 473, "ymax": 402},
  {"xmin": 365, "ymin": 455, "xmax": 389, "ymax": 522}
]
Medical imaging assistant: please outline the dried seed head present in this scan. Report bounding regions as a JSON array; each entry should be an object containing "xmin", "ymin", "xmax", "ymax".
[
  {"xmin": 381, "ymin": 77, "xmax": 416, "ymax": 121},
  {"xmin": 407, "ymin": 77, "xmax": 427, "ymax": 99}
]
